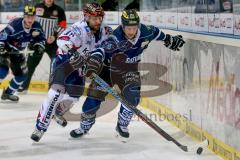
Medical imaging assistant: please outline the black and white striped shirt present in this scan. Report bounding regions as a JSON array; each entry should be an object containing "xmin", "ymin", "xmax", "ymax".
[{"xmin": 35, "ymin": 2, "xmax": 66, "ymax": 39}]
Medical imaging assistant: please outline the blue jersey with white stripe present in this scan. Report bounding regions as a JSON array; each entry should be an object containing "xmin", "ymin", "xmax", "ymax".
[
  {"xmin": 0, "ymin": 17, "xmax": 46, "ymax": 51},
  {"xmin": 102, "ymin": 23, "xmax": 166, "ymax": 64}
]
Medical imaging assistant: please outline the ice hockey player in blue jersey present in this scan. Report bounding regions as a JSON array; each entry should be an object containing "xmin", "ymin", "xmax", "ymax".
[
  {"xmin": 56, "ymin": 9, "xmax": 185, "ymax": 141},
  {"xmin": 0, "ymin": 5, "xmax": 45, "ymax": 102}
]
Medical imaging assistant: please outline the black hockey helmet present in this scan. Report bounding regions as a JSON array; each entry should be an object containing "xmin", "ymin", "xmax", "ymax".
[
  {"xmin": 121, "ymin": 9, "xmax": 140, "ymax": 26},
  {"xmin": 24, "ymin": 5, "xmax": 36, "ymax": 16}
]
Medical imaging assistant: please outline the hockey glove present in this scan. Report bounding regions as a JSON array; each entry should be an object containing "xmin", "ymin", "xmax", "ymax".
[
  {"xmin": 69, "ymin": 49, "xmax": 84, "ymax": 70},
  {"xmin": 164, "ymin": 34, "xmax": 185, "ymax": 51},
  {"xmin": 29, "ymin": 43, "xmax": 45, "ymax": 55},
  {"xmin": 85, "ymin": 54, "xmax": 103, "ymax": 77}
]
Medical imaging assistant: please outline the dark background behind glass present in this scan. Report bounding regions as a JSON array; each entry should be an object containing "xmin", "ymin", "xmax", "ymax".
[{"xmin": 0, "ymin": 0, "xmax": 234, "ymax": 13}]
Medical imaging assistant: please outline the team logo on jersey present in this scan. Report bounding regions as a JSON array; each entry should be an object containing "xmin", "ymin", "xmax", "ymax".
[
  {"xmin": 53, "ymin": 10, "xmax": 58, "ymax": 16},
  {"xmin": 141, "ymin": 40, "xmax": 150, "ymax": 48},
  {"xmin": 126, "ymin": 55, "xmax": 141, "ymax": 63},
  {"xmin": 36, "ymin": 8, "xmax": 44, "ymax": 16},
  {"xmin": 32, "ymin": 31, "xmax": 40, "ymax": 37}
]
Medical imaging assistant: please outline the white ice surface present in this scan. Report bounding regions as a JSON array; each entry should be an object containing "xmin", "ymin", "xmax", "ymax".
[{"xmin": 0, "ymin": 92, "xmax": 222, "ymax": 160}]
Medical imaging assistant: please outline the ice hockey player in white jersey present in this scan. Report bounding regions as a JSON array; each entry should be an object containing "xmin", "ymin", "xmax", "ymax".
[{"xmin": 30, "ymin": 2, "xmax": 112, "ymax": 142}]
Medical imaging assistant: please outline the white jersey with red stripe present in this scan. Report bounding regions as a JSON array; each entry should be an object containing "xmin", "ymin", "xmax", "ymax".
[
  {"xmin": 33, "ymin": 20, "xmax": 113, "ymax": 135},
  {"xmin": 56, "ymin": 19, "xmax": 113, "ymax": 56}
]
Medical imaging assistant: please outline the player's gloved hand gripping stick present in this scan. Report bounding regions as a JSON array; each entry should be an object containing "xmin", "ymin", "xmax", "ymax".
[{"xmin": 67, "ymin": 49, "xmax": 208, "ymax": 154}]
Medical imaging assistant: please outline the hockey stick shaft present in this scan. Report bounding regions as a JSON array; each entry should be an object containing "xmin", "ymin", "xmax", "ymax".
[{"xmin": 90, "ymin": 73, "xmax": 190, "ymax": 151}]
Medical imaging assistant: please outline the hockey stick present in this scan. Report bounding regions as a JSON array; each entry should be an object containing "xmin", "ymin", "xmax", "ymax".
[
  {"xmin": 68, "ymin": 49, "xmax": 208, "ymax": 153},
  {"xmin": 90, "ymin": 72, "xmax": 208, "ymax": 153}
]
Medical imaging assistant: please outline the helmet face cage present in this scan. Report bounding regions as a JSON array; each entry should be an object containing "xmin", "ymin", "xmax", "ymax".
[
  {"xmin": 121, "ymin": 9, "xmax": 140, "ymax": 26},
  {"xmin": 24, "ymin": 5, "xmax": 36, "ymax": 16},
  {"xmin": 83, "ymin": 3, "xmax": 105, "ymax": 18}
]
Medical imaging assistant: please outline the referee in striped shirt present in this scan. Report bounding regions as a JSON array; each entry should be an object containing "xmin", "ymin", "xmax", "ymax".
[{"xmin": 19, "ymin": 0, "xmax": 67, "ymax": 92}]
